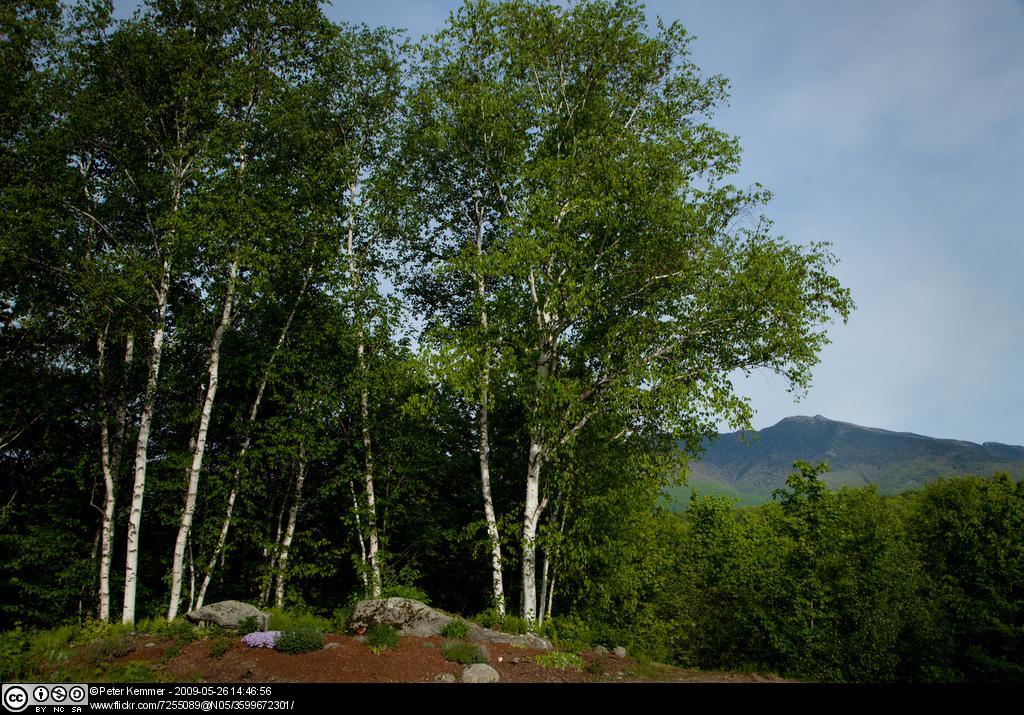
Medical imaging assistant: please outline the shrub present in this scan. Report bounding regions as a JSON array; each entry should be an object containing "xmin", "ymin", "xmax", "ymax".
[
  {"xmin": 159, "ymin": 644, "xmax": 183, "ymax": 664},
  {"xmin": 209, "ymin": 634, "xmax": 233, "ymax": 658},
  {"xmin": 139, "ymin": 619, "xmax": 199, "ymax": 646},
  {"xmin": 549, "ymin": 616, "xmax": 593, "ymax": 651},
  {"xmin": 440, "ymin": 641, "xmax": 487, "ymax": 665},
  {"xmin": 366, "ymin": 624, "xmax": 400, "ymax": 654},
  {"xmin": 330, "ymin": 608, "xmax": 352, "ymax": 635},
  {"xmin": 472, "ymin": 609, "xmax": 501, "ymax": 629},
  {"xmin": 440, "ymin": 619, "xmax": 469, "ymax": 640},
  {"xmin": 275, "ymin": 628, "xmax": 324, "ymax": 655},
  {"xmin": 104, "ymin": 661, "xmax": 157, "ymax": 683},
  {"xmin": 89, "ymin": 634, "xmax": 135, "ymax": 662},
  {"xmin": 0, "ymin": 628, "xmax": 31, "ymax": 681},
  {"xmin": 381, "ymin": 584, "xmax": 430, "ymax": 604},
  {"xmin": 586, "ymin": 658, "xmax": 604, "ymax": 675},
  {"xmin": 237, "ymin": 616, "xmax": 260, "ymax": 635},
  {"xmin": 266, "ymin": 608, "xmax": 328, "ymax": 633},
  {"xmin": 535, "ymin": 651, "xmax": 584, "ymax": 671},
  {"xmin": 502, "ymin": 615, "xmax": 528, "ymax": 635}
]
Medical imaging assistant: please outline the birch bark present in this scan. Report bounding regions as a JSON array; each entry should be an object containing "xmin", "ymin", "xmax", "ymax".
[
  {"xmin": 168, "ymin": 255, "xmax": 239, "ymax": 620},
  {"xmin": 122, "ymin": 255, "xmax": 172, "ymax": 624},
  {"xmin": 274, "ymin": 450, "xmax": 307, "ymax": 609}
]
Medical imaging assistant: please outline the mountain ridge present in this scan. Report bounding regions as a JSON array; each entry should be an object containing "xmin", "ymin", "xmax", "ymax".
[{"xmin": 668, "ymin": 415, "xmax": 1024, "ymax": 508}]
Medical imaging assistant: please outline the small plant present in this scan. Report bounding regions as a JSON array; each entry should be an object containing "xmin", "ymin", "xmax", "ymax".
[
  {"xmin": 275, "ymin": 628, "xmax": 324, "ymax": 655},
  {"xmin": 237, "ymin": 616, "xmax": 260, "ymax": 635},
  {"xmin": 381, "ymin": 584, "xmax": 430, "ymax": 604},
  {"xmin": 440, "ymin": 641, "xmax": 487, "ymax": 665},
  {"xmin": 266, "ymin": 608, "xmax": 329, "ymax": 633},
  {"xmin": 143, "ymin": 619, "xmax": 199, "ymax": 646},
  {"xmin": 501, "ymin": 615, "xmax": 529, "ymax": 635},
  {"xmin": 472, "ymin": 608, "xmax": 501, "ymax": 629},
  {"xmin": 586, "ymin": 658, "xmax": 604, "ymax": 675},
  {"xmin": 440, "ymin": 619, "xmax": 469, "ymax": 640},
  {"xmin": 330, "ymin": 608, "xmax": 352, "ymax": 635},
  {"xmin": 549, "ymin": 616, "xmax": 593, "ymax": 651},
  {"xmin": 209, "ymin": 634, "xmax": 233, "ymax": 658},
  {"xmin": 159, "ymin": 644, "xmax": 183, "ymax": 664},
  {"xmin": 366, "ymin": 624, "xmax": 400, "ymax": 654},
  {"xmin": 241, "ymin": 631, "xmax": 280, "ymax": 649},
  {"xmin": 535, "ymin": 651, "xmax": 584, "ymax": 671},
  {"xmin": 105, "ymin": 661, "xmax": 158, "ymax": 683}
]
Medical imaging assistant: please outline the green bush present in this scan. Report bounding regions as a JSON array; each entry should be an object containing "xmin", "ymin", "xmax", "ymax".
[
  {"xmin": 366, "ymin": 624, "xmax": 400, "ymax": 654},
  {"xmin": 472, "ymin": 609, "xmax": 501, "ymax": 629},
  {"xmin": 160, "ymin": 644, "xmax": 183, "ymax": 664},
  {"xmin": 381, "ymin": 584, "xmax": 430, "ymax": 605},
  {"xmin": 549, "ymin": 616, "xmax": 593, "ymax": 651},
  {"xmin": 136, "ymin": 619, "xmax": 199, "ymax": 646},
  {"xmin": 86, "ymin": 634, "xmax": 135, "ymax": 663},
  {"xmin": 440, "ymin": 619, "xmax": 469, "ymax": 640},
  {"xmin": 501, "ymin": 615, "xmax": 529, "ymax": 635},
  {"xmin": 535, "ymin": 651, "xmax": 584, "ymax": 671},
  {"xmin": 237, "ymin": 616, "xmax": 260, "ymax": 635},
  {"xmin": 440, "ymin": 640, "xmax": 487, "ymax": 665},
  {"xmin": 0, "ymin": 628, "xmax": 31, "ymax": 681},
  {"xmin": 208, "ymin": 634, "xmax": 233, "ymax": 658},
  {"xmin": 275, "ymin": 628, "xmax": 324, "ymax": 655},
  {"xmin": 103, "ymin": 661, "xmax": 158, "ymax": 683},
  {"xmin": 330, "ymin": 608, "xmax": 352, "ymax": 635},
  {"xmin": 266, "ymin": 608, "xmax": 329, "ymax": 633}
]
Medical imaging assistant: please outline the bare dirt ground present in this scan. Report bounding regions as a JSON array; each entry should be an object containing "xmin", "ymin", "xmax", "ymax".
[{"xmin": 109, "ymin": 633, "xmax": 786, "ymax": 684}]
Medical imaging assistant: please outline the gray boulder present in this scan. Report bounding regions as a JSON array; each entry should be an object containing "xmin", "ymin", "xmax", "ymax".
[
  {"xmin": 184, "ymin": 600, "xmax": 268, "ymax": 631},
  {"xmin": 462, "ymin": 663, "xmax": 500, "ymax": 683},
  {"xmin": 346, "ymin": 597, "xmax": 554, "ymax": 650},
  {"xmin": 346, "ymin": 597, "xmax": 452, "ymax": 637},
  {"xmin": 613, "ymin": 645, "xmax": 627, "ymax": 658},
  {"xmin": 466, "ymin": 623, "xmax": 552, "ymax": 651}
]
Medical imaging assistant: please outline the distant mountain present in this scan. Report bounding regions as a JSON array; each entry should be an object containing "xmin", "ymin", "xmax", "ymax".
[{"xmin": 668, "ymin": 415, "xmax": 1024, "ymax": 508}]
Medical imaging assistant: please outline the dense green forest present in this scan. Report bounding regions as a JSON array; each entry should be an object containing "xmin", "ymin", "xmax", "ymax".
[{"xmin": 2, "ymin": 0, "xmax": 1020, "ymax": 683}]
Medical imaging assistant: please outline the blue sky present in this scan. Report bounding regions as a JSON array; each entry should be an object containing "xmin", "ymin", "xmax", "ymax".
[{"xmin": 113, "ymin": 1, "xmax": 1024, "ymax": 446}]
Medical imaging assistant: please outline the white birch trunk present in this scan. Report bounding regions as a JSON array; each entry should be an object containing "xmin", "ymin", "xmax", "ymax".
[
  {"xmin": 474, "ymin": 198, "xmax": 505, "ymax": 616},
  {"xmin": 545, "ymin": 567, "xmax": 556, "ymax": 620},
  {"xmin": 260, "ymin": 498, "xmax": 287, "ymax": 606},
  {"xmin": 346, "ymin": 179, "xmax": 382, "ymax": 598},
  {"xmin": 194, "ymin": 286, "xmax": 306, "ymax": 609},
  {"xmin": 521, "ymin": 438, "xmax": 544, "ymax": 624},
  {"xmin": 358, "ymin": 337, "xmax": 382, "ymax": 598},
  {"xmin": 168, "ymin": 256, "xmax": 239, "ymax": 621},
  {"xmin": 97, "ymin": 330, "xmax": 114, "ymax": 622},
  {"xmin": 537, "ymin": 550, "xmax": 549, "ymax": 628},
  {"xmin": 122, "ymin": 256, "xmax": 172, "ymax": 624},
  {"xmin": 97, "ymin": 329, "xmax": 134, "ymax": 622},
  {"xmin": 274, "ymin": 451, "xmax": 307, "ymax": 609},
  {"xmin": 348, "ymin": 478, "xmax": 369, "ymax": 591}
]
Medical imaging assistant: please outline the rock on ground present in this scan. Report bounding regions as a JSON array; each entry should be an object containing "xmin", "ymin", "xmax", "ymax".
[
  {"xmin": 346, "ymin": 597, "xmax": 554, "ymax": 650},
  {"xmin": 613, "ymin": 646, "xmax": 627, "ymax": 658},
  {"xmin": 184, "ymin": 600, "xmax": 268, "ymax": 630},
  {"xmin": 466, "ymin": 623, "xmax": 552, "ymax": 651},
  {"xmin": 346, "ymin": 597, "xmax": 453, "ymax": 637},
  {"xmin": 462, "ymin": 663, "xmax": 500, "ymax": 683}
]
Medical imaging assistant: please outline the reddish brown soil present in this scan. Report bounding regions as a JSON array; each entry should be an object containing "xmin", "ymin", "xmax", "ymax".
[{"xmin": 106, "ymin": 633, "xmax": 786, "ymax": 684}]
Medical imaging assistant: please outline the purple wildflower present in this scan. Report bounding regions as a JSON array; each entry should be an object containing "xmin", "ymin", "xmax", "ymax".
[{"xmin": 241, "ymin": 630, "xmax": 281, "ymax": 649}]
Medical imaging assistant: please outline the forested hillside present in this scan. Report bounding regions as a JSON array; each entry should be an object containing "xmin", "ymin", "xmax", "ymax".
[
  {"xmin": 666, "ymin": 415, "xmax": 1024, "ymax": 507},
  {"xmin": 2, "ymin": 0, "xmax": 1020, "ymax": 684}
]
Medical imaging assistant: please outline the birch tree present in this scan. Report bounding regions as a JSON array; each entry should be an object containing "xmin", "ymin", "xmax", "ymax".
[
  {"xmin": 396, "ymin": 0, "xmax": 536, "ymax": 616},
  {"xmin": 300, "ymin": 22, "xmax": 404, "ymax": 598},
  {"xmin": 99, "ymin": 6, "xmax": 223, "ymax": 625},
  {"xmin": 409, "ymin": 0, "xmax": 853, "ymax": 624}
]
